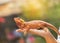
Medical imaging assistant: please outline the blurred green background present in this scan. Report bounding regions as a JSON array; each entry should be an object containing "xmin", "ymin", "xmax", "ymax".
[{"xmin": 0, "ymin": 0, "xmax": 60, "ymax": 43}]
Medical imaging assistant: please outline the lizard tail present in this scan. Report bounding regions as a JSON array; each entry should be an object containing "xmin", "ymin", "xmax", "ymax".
[{"xmin": 45, "ymin": 22, "xmax": 60, "ymax": 35}]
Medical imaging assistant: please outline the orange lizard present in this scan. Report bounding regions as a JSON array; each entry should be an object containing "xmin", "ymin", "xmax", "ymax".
[{"xmin": 14, "ymin": 17, "xmax": 60, "ymax": 35}]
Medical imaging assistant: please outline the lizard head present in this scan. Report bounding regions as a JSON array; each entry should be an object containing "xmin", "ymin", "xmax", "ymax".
[{"xmin": 14, "ymin": 17, "xmax": 25, "ymax": 28}]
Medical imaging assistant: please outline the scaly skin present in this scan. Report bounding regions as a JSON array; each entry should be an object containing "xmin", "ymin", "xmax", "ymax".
[{"xmin": 14, "ymin": 17, "xmax": 60, "ymax": 35}]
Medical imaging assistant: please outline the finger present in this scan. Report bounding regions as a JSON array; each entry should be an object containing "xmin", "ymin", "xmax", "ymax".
[
  {"xmin": 29, "ymin": 29, "xmax": 46, "ymax": 37},
  {"xmin": 43, "ymin": 27, "xmax": 49, "ymax": 32},
  {"xmin": 16, "ymin": 29, "xmax": 24, "ymax": 32},
  {"xmin": 24, "ymin": 31, "xmax": 27, "ymax": 36},
  {"xmin": 29, "ymin": 29, "xmax": 45, "ymax": 33}
]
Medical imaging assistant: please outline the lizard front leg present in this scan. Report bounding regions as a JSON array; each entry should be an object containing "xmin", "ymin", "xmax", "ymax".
[{"xmin": 23, "ymin": 26, "xmax": 30, "ymax": 36}]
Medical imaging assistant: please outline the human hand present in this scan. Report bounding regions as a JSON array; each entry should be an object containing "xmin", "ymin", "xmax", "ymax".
[
  {"xmin": 16, "ymin": 27, "xmax": 52, "ymax": 38},
  {"xmin": 16, "ymin": 27, "xmax": 57, "ymax": 43}
]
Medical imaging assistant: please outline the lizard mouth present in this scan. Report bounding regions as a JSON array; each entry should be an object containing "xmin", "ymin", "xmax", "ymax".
[{"xmin": 14, "ymin": 17, "xmax": 20, "ymax": 22}]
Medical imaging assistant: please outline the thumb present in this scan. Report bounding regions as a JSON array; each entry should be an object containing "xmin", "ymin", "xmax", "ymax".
[{"xmin": 43, "ymin": 27, "xmax": 49, "ymax": 32}]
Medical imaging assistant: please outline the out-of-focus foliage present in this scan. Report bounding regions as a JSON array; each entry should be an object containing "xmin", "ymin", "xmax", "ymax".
[
  {"xmin": 0, "ymin": 0, "xmax": 60, "ymax": 43},
  {"xmin": 35, "ymin": 36, "xmax": 46, "ymax": 43},
  {"xmin": 21, "ymin": 0, "xmax": 48, "ymax": 20},
  {"xmin": 44, "ymin": 3, "xmax": 60, "ymax": 39},
  {"xmin": 20, "ymin": 0, "xmax": 60, "ymax": 20}
]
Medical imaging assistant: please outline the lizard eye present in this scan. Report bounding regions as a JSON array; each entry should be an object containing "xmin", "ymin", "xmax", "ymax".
[{"xmin": 20, "ymin": 19, "xmax": 24, "ymax": 22}]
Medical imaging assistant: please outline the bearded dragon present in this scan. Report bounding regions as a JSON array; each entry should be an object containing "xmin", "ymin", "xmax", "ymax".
[{"xmin": 14, "ymin": 17, "xmax": 60, "ymax": 35}]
